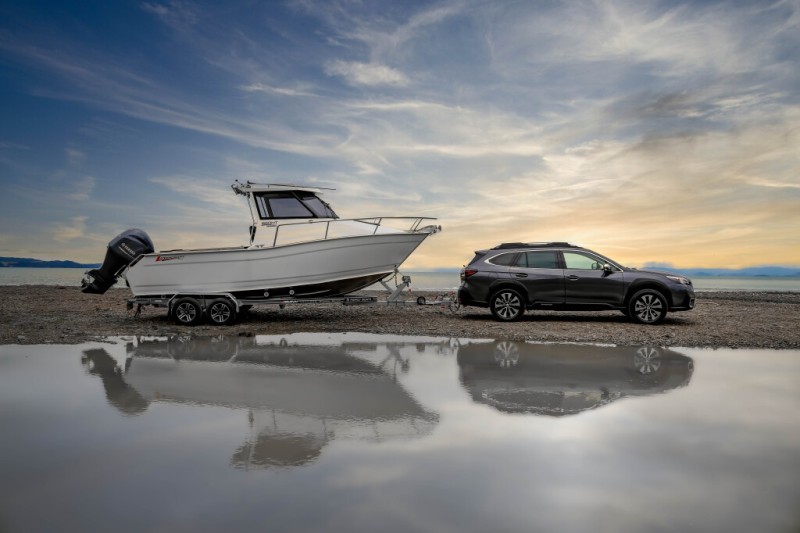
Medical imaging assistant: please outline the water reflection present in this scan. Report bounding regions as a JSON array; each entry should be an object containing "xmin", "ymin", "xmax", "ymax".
[
  {"xmin": 457, "ymin": 341, "xmax": 693, "ymax": 416},
  {"xmin": 81, "ymin": 335, "xmax": 440, "ymax": 469},
  {"xmin": 3, "ymin": 337, "xmax": 799, "ymax": 533}
]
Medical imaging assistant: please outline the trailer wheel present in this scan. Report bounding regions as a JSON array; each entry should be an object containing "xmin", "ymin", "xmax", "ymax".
[
  {"xmin": 172, "ymin": 297, "xmax": 203, "ymax": 326},
  {"xmin": 206, "ymin": 298, "xmax": 237, "ymax": 326},
  {"xmin": 416, "ymin": 296, "xmax": 426, "ymax": 305}
]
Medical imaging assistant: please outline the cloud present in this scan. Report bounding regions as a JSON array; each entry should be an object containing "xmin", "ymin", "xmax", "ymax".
[
  {"xmin": 53, "ymin": 216, "xmax": 88, "ymax": 242},
  {"xmin": 67, "ymin": 176, "xmax": 96, "ymax": 201},
  {"xmin": 324, "ymin": 60, "xmax": 410, "ymax": 87},
  {"xmin": 140, "ymin": 0, "xmax": 199, "ymax": 30},
  {"xmin": 240, "ymin": 83, "xmax": 318, "ymax": 98},
  {"xmin": 747, "ymin": 178, "xmax": 800, "ymax": 189},
  {"xmin": 65, "ymin": 147, "xmax": 86, "ymax": 167}
]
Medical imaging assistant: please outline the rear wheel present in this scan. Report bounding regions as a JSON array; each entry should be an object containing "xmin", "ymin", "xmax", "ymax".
[
  {"xmin": 206, "ymin": 298, "xmax": 237, "ymax": 326},
  {"xmin": 628, "ymin": 289, "xmax": 667, "ymax": 324},
  {"xmin": 172, "ymin": 297, "xmax": 203, "ymax": 326},
  {"xmin": 490, "ymin": 288, "xmax": 525, "ymax": 322}
]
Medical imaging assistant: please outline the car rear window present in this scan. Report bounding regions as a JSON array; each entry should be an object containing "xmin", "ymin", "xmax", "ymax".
[{"xmin": 488, "ymin": 253, "xmax": 517, "ymax": 266}]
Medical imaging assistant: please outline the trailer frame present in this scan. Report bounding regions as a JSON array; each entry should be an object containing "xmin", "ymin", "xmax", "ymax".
[{"xmin": 126, "ymin": 274, "xmax": 459, "ymax": 326}]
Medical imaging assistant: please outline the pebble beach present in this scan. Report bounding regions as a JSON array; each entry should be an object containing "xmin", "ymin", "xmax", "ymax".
[{"xmin": 1, "ymin": 286, "xmax": 798, "ymax": 348}]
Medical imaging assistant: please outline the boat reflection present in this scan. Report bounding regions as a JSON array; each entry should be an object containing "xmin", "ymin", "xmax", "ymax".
[
  {"xmin": 457, "ymin": 341, "xmax": 693, "ymax": 416},
  {"xmin": 81, "ymin": 335, "xmax": 439, "ymax": 468}
]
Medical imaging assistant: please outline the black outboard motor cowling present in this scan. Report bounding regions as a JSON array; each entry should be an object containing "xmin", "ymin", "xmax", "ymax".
[{"xmin": 81, "ymin": 228, "xmax": 154, "ymax": 294}]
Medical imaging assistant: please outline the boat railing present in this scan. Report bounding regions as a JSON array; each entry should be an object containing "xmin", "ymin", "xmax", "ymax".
[{"xmin": 266, "ymin": 217, "xmax": 439, "ymax": 248}]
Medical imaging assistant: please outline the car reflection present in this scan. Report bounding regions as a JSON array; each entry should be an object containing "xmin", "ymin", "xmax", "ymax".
[
  {"xmin": 457, "ymin": 341, "xmax": 693, "ymax": 416},
  {"xmin": 81, "ymin": 335, "xmax": 439, "ymax": 469}
]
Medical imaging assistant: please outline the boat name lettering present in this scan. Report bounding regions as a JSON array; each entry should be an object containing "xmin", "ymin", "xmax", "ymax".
[
  {"xmin": 261, "ymin": 221, "xmax": 277, "ymax": 227},
  {"xmin": 155, "ymin": 255, "xmax": 184, "ymax": 262}
]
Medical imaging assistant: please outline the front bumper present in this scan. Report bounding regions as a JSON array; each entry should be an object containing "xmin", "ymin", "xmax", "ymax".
[{"xmin": 669, "ymin": 285, "xmax": 696, "ymax": 311}]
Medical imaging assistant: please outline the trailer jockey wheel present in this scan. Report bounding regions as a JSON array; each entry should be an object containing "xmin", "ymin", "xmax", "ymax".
[
  {"xmin": 172, "ymin": 297, "xmax": 203, "ymax": 326},
  {"xmin": 206, "ymin": 298, "xmax": 237, "ymax": 326}
]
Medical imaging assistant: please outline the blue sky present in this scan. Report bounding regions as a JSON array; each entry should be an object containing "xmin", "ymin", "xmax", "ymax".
[{"xmin": 1, "ymin": 0, "xmax": 798, "ymax": 268}]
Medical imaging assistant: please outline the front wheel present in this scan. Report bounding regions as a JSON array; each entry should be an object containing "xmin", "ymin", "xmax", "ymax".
[
  {"xmin": 628, "ymin": 289, "xmax": 667, "ymax": 324},
  {"xmin": 490, "ymin": 288, "xmax": 525, "ymax": 322}
]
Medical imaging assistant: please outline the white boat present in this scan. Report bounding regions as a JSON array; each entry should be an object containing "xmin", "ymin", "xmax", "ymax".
[{"xmin": 82, "ymin": 181, "xmax": 440, "ymax": 300}]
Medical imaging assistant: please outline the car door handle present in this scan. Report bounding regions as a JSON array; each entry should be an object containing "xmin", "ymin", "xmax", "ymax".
[
  {"xmin": 515, "ymin": 273, "xmax": 528, "ymax": 278},
  {"xmin": 567, "ymin": 275, "xmax": 579, "ymax": 281}
]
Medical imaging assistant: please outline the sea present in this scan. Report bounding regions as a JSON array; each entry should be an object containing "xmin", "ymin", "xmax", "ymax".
[{"xmin": 1, "ymin": 267, "xmax": 799, "ymax": 292}]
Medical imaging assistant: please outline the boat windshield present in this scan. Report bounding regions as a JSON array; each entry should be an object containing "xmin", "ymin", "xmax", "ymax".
[{"xmin": 254, "ymin": 192, "xmax": 338, "ymax": 220}]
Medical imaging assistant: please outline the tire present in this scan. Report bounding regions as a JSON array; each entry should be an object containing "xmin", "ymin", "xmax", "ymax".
[
  {"xmin": 206, "ymin": 298, "xmax": 237, "ymax": 326},
  {"xmin": 172, "ymin": 297, "xmax": 203, "ymax": 326},
  {"xmin": 490, "ymin": 288, "xmax": 525, "ymax": 322},
  {"xmin": 628, "ymin": 289, "xmax": 667, "ymax": 324}
]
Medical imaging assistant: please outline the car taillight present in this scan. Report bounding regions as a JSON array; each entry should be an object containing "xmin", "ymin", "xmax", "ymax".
[{"xmin": 462, "ymin": 269, "xmax": 478, "ymax": 279}]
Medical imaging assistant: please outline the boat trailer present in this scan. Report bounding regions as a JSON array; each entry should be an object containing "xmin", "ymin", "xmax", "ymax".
[{"xmin": 126, "ymin": 274, "xmax": 459, "ymax": 326}]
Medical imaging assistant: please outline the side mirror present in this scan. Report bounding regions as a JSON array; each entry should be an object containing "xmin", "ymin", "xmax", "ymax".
[{"xmin": 603, "ymin": 263, "xmax": 613, "ymax": 272}]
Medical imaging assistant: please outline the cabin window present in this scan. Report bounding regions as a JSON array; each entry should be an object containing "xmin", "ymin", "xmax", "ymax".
[
  {"xmin": 255, "ymin": 196, "xmax": 270, "ymax": 218},
  {"xmin": 299, "ymin": 193, "xmax": 337, "ymax": 218},
  {"xmin": 268, "ymin": 196, "xmax": 313, "ymax": 218},
  {"xmin": 253, "ymin": 192, "xmax": 338, "ymax": 219}
]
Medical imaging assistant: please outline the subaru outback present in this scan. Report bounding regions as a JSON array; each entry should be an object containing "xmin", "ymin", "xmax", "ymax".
[{"xmin": 458, "ymin": 242, "xmax": 695, "ymax": 324}]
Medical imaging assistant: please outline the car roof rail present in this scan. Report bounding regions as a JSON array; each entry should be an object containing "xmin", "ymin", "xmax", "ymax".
[{"xmin": 491, "ymin": 242, "xmax": 578, "ymax": 250}]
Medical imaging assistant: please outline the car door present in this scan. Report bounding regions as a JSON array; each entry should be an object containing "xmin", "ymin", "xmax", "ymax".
[
  {"xmin": 562, "ymin": 251, "xmax": 625, "ymax": 306},
  {"xmin": 509, "ymin": 250, "xmax": 565, "ymax": 304}
]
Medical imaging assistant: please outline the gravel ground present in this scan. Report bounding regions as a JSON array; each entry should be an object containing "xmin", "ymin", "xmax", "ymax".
[{"xmin": 1, "ymin": 286, "xmax": 799, "ymax": 348}]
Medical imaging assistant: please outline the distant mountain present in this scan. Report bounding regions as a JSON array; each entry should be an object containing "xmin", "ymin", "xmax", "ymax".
[
  {"xmin": 0, "ymin": 257, "xmax": 100, "ymax": 268},
  {"xmin": 642, "ymin": 264, "xmax": 800, "ymax": 277}
]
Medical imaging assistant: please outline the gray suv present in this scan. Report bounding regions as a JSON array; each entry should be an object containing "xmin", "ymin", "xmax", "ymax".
[{"xmin": 458, "ymin": 242, "xmax": 695, "ymax": 324}]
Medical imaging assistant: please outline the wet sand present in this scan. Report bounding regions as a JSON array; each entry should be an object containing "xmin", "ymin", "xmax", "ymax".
[{"xmin": 1, "ymin": 286, "xmax": 798, "ymax": 348}]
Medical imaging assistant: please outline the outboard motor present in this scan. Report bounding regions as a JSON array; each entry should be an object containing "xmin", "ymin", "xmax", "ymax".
[{"xmin": 81, "ymin": 228, "xmax": 154, "ymax": 294}]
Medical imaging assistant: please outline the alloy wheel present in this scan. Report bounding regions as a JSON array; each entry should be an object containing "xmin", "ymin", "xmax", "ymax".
[
  {"xmin": 492, "ymin": 290, "xmax": 522, "ymax": 321},
  {"xmin": 175, "ymin": 303, "xmax": 197, "ymax": 324},
  {"xmin": 634, "ymin": 293, "xmax": 663, "ymax": 323}
]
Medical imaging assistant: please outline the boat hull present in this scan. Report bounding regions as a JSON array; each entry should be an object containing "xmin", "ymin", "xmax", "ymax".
[{"xmin": 124, "ymin": 232, "xmax": 430, "ymax": 298}]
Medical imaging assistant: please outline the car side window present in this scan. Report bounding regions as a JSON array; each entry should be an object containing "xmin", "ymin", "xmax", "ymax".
[
  {"xmin": 489, "ymin": 253, "xmax": 517, "ymax": 266},
  {"xmin": 526, "ymin": 251, "xmax": 559, "ymax": 269},
  {"xmin": 563, "ymin": 252, "xmax": 605, "ymax": 270}
]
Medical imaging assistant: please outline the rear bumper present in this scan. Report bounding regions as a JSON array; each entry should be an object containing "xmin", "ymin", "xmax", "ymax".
[{"xmin": 458, "ymin": 287, "xmax": 488, "ymax": 308}]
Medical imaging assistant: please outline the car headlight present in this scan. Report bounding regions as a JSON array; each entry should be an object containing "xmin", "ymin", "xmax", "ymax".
[{"xmin": 666, "ymin": 275, "xmax": 691, "ymax": 286}]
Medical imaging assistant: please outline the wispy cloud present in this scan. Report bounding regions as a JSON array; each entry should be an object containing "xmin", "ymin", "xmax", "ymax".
[
  {"xmin": 67, "ymin": 176, "xmax": 96, "ymax": 201},
  {"xmin": 240, "ymin": 83, "xmax": 318, "ymax": 97},
  {"xmin": 324, "ymin": 60, "xmax": 409, "ymax": 87},
  {"xmin": 53, "ymin": 216, "xmax": 88, "ymax": 242},
  {"xmin": 140, "ymin": 0, "xmax": 198, "ymax": 31}
]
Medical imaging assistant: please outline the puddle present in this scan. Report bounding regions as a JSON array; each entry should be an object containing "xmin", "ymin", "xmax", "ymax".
[{"xmin": 1, "ymin": 334, "xmax": 798, "ymax": 532}]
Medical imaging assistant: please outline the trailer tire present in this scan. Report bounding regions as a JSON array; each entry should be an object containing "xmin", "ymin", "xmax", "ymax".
[
  {"xmin": 172, "ymin": 297, "xmax": 203, "ymax": 326},
  {"xmin": 206, "ymin": 298, "xmax": 237, "ymax": 326}
]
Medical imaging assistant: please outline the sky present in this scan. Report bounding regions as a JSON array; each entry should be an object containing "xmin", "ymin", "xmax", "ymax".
[{"xmin": 0, "ymin": 0, "xmax": 798, "ymax": 269}]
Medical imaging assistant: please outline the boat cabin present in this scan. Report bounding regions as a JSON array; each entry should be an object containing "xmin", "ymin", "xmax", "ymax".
[{"xmin": 233, "ymin": 182, "xmax": 338, "ymax": 221}]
